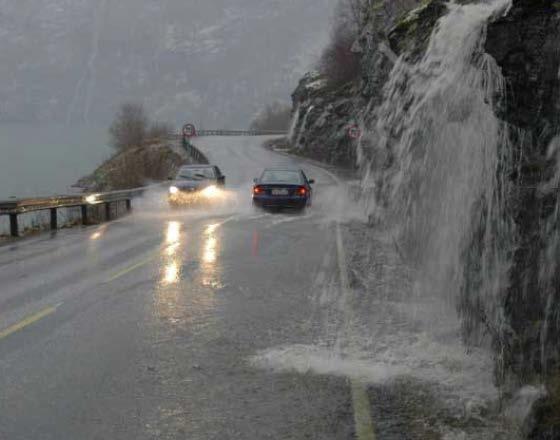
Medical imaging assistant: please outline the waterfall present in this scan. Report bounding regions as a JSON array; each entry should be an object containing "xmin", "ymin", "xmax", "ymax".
[
  {"xmin": 362, "ymin": 0, "xmax": 514, "ymax": 341},
  {"xmin": 288, "ymin": 104, "xmax": 301, "ymax": 142},
  {"xmin": 294, "ymin": 105, "xmax": 313, "ymax": 148}
]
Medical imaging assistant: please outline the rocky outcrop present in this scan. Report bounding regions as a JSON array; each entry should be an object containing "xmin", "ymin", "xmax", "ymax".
[
  {"xmin": 75, "ymin": 142, "xmax": 187, "ymax": 192},
  {"xmin": 292, "ymin": 0, "xmax": 560, "ymax": 436},
  {"xmin": 288, "ymin": 0, "xmax": 426, "ymax": 168},
  {"xmin": 484, "ymin": 2, "xmax": 560, "ymax": 437},
  {"xmin": 289, "ymin": 72, "xmax": 359, "ymax": 167}
]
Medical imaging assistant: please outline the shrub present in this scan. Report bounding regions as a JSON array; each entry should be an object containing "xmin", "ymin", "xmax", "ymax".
[
  {"xmin": 98, "ymin": 146, "xmax": 185, "ymax": 190},
  {"xmin": 319, "ymin": 0, "xmax": 363, "ymax": 86},
  {"xmin": 146, "ymin": 121, "xmax": 175, "ymax": 143},
  {"xmin": 108, "ymin": 102, "xmax": 149, "ymax": 151},
  {"xmin": 250, "ymin": 102, "xmax": 292, "ymax": 131}
]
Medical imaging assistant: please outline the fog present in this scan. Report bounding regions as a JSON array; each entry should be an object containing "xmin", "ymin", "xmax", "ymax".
[{"xmin": 0, "ymin": 0, "xmax": 336, "ymax": 128}]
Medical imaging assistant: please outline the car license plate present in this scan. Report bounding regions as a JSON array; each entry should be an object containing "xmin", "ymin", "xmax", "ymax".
[{"xmin": 271, "ymin": 189, "xmax": 289, "ymax": 196}]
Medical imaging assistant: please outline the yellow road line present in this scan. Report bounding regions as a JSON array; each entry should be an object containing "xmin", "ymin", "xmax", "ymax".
[
  {"xmin": 335, "ymin": 223, "xmax": 377, "ymax": 440},
  {"xmin": 0, "ymin": 306, "xmax": 59, "ymax": 340},
  {"xmin": 105, "ymin": 216, "xmax": 237, "ymax": 284},
  {"xmin": 352, "ymin": 380, "xmax": 377, "ymax": 440},
  {"xmin": 105, "ymin": 255, "xmax": 156, "ymax": 283}
]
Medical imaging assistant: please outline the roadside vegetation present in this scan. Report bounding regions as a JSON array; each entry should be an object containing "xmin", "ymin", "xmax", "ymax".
[
  {"xmin": 76, "ymin": 102, "xmax": 184, "ymax": 191},
  {"xmin": 249, "ymin": 102, "xmax": 292, "ymax": 131},
  {"xmin": 318, "ymin": 0, "xmax": 362, "ymax": 87},
  {"xmin": 109, "ymin": 102, "xmax": 174, "ymax": 151},
  {"xmin": 318, "ymin": 0, "xmax": 422, "ymax": 87}
]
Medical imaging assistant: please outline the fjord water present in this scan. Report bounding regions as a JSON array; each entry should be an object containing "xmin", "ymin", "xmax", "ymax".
[{"xmin": 0, "ymin": 124, "xmax": 111, "ymax": 199}]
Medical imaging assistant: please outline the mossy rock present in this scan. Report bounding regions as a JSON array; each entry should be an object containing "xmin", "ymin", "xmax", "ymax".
[
  {"xmin": 527, "ymin": 375, "xmax": 560, "ymax": 439},
  {"xmin": 388, "ymin": 0, "xmax": 448, "ymax": 61}
]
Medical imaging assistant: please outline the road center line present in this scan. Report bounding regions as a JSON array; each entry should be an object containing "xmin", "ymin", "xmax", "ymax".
[
  {"xmin": 336, "ymin": 216, "xmax": 376, "ymax": 440},
  {"xmin": 105, "ymin": 255, "xmax": 157, "ymax": 283},
  {"xmin": 267, "ymin": 147, "xmax": 377, "ymax": 437},
  {"xmin": 352, "ymin": 380, "xmax": 377, "ymax": 440},
  {"xmin": 0, "ymin": 305, "xmax": 59, "ymax": 341},
  {"xmin": 105, "ymin": 215, "xmax": 238, "ymax": 283}
]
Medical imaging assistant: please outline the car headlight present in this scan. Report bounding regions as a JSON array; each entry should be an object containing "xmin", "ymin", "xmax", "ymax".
[
  {"xmin": 85, "ymin": 194, "xmax": 99, "ymax": 204},
  {"xmin": 201, "ymin": 185, "xmax": 219, "ymax": 198},
  {"xmin": 169, "ymin": 186, "xmax": 179, "ymax": 195}
]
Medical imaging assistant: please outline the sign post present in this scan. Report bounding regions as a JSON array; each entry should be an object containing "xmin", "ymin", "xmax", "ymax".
[
  {"xmin": 182, "ymin": 123, "xmax": 197, "ymax": 139},
  {"xmin": 347, "ymin": 124, "xmax": 362, "ymax": 140}
]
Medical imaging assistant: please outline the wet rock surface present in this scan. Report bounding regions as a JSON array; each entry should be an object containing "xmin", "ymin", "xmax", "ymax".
[
  {"xmin": 290, "ymin": 0, "xmax": 560, "ymax": 437},
  {"xmin": 484, "ymin": 1, "xmax": 560, "ymax": 437}
]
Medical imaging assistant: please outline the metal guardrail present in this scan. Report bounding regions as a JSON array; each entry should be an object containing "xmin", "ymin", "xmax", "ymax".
[
  {"xmin": 1, "ymin": 130, "xmax": 286, "ymax": 239},
  {"xmin": 0, "ymin": 188, "xmax": 145, "ymax": 238},
  {"xmin": 196, "ymin": 130, "xmax": 286, "ymax": 137},
  {"xmin": 170, "ymin": 130, "xmax": 286, "ymax": 140},
  {"xmin": 182, "ymin": 140, "xmax": 209, "ymax": 164}
]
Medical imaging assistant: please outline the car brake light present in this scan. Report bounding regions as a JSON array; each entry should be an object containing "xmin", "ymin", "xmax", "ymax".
[
  {"xmin": 298, "ymin": 187, "xmax": 307, "ymax": 196},
  {"xmin": 253, "ymin": 186, "xmax": 263, "ymax": 194}
]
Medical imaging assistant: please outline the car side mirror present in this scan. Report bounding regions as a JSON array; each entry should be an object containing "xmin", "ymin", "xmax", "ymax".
[
  {"xmin": 308, "ymin": 179, "xmax": 315, "ymax": 184},
  {"xmin": 218, "ymin": 175, "xmax": 225, "ymax": 183},
  {"xmin": 253, "ymin": 178, "xmax": 258, "ymax": 183}
]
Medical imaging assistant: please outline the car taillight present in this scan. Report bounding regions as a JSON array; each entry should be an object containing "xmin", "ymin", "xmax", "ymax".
[
  {"xmin": 253, "ymin": 186, "xmax": 263, "ymax": 194},
  {"xmin": 297, "ymin": 187, "xmax": 307, "ymax": 196}
]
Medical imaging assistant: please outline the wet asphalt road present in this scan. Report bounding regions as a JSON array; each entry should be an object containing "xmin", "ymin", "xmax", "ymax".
[{"xmin": 0, "ymin": 137, "xmax": 357, "ymax": 440}]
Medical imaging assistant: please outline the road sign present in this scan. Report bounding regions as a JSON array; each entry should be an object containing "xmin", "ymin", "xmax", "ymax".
[
  {"xmin": 182, "ymin": 124, "xmax": 197, "ymax": 138},
  {"xmin": 348, "ymin": 124, "xmax": 362, "ymax": 140}
]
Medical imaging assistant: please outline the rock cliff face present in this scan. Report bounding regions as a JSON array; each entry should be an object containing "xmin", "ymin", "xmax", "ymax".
[
  {"xmin": 291, "ymin": 0, "xmax": 560, "ymax": 435},
  {"xmin": 484, "ymin": 0, "xmax": 560, "ymax": 383},
  {"xmin": 289, "ymin": 0, "xmax": 424, "ymax": 167},
  {"xmin": 484, "ymin": 3, "xmax": 560, "ymax": 437}
]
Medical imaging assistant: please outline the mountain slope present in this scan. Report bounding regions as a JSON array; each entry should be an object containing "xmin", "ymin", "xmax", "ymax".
[{"xmin": 0, "ymin": 0, "xmax": 336, "ymax": 127}]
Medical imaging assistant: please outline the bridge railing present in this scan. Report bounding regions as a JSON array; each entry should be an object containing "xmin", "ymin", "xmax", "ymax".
[{"xmin": 0, "ymin": 188, "xmax": 146, "ymax": 238}]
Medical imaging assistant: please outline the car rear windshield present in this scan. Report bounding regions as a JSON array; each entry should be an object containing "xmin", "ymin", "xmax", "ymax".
[
  {"xmin": 177, "ymin": 167, "xmax": 216, "ymax": 180},
  {"xmin": 260, "ymin": 170, "xmax": 302, "ymax": 184}
]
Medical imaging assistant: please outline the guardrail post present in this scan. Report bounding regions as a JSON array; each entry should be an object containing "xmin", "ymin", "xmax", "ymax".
[
  {"xmin": 126, "ymin": 199, "xmax": 132, "ymax": 212},
  {"xmin": 9, "ymin": 214, "xmax": 18, "ymax": 237},
  {"xmin": 105, "ymin": 202, "xmax": 111, "ymax": 221},
  {"xmin": 81, "ymin": 205, "xmax": 89, "ymax": 225},
  {"xmin": 50, "ymin": 208, "xmax": 57, "ymax": 231}
]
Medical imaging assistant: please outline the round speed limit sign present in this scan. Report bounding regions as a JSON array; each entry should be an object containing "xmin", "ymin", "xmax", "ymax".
[
  {"xmin": 347, "ymin": 124, "xmax": 362, "ymax": 140},
  {"xmin": 182, "ymin": 124, "xmax": 197, "ymax": 138}
]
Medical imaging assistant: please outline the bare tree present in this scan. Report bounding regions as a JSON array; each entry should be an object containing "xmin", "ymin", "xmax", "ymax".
[
  {"xmin": 250, "ymin": 102, "xmax": 292, "ymax": 131},
  {"xmin": 318, "ymin": 0, "xmax": 422, "ymax": 86},
  {"xmin": 109, "ymin": 102, "xmax": 149, "ymax": 151},
  {"xmin": 146, "ymin": 121, "xmax": 175, "ymax": 143},
  {"xmin": 319, "ymin": 17, "xmax": 361, "ymax": 86}
]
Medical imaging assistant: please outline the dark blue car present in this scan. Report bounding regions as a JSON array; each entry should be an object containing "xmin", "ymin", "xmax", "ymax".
[{"xmin": 252, "ymin": 168, "xmax": 314, "ymax": 211}]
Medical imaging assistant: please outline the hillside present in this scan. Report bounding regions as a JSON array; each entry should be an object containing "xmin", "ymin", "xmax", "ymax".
[{"xmin": 0, "ymin": 0, "xmax": 336, "ymax": 127}]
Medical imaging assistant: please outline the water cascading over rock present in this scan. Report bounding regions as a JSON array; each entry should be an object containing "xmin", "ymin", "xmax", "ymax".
[
  {"xmin": 356, "ymin": 0, "xmax": 560, "ymax": 395},
  {"xmin": 358, "ymin": 4, "xmax": 560, "ymax": 435},
  {"xmin": 362, "ymin": 0, "xmax": 517, "ymax": 378},
  {"xmin": 290, "ymin": 0, "xmax": 560, "ymax": 434}
]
